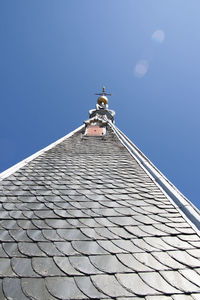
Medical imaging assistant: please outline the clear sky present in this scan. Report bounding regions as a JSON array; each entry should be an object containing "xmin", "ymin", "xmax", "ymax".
[{"xmin": 1, "ymin": 1, "xmax": 200, "ymax": 209}]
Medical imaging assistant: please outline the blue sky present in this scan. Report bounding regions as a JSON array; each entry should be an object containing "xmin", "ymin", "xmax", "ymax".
[{"xmin": 1, "ymin": 1, "xmax": 200, "ymax": 209}]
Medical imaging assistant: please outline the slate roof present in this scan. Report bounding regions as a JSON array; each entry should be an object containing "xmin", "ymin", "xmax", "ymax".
[{"xmin": 0, "ymin": 122, "xmax": 200, "ymax": 299}]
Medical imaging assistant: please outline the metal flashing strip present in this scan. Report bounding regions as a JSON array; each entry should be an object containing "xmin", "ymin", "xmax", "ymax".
[
  {"xmin": 0, "ymin": 124, "xmax": 85, "ymax": 181},
  {"xmin": 109, "ymin": 122, "xmax": 200, "ymax": 231}
]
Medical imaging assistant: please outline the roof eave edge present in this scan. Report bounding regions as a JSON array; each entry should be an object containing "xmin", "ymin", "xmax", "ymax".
[
  {"xmin": 0, "ymin": 124, "xmax": 85, "ymax": 181},
  {"xmin": 109, "ymin": 122, "xmax": 200, "ymax": 231}
]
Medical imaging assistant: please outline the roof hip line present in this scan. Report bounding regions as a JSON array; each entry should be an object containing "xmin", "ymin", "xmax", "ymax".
[{"xmin": 108, "ymin": 121, "xmax": 200, "ymax": 231}]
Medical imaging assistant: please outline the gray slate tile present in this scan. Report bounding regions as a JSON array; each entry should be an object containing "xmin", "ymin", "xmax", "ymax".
[
  {"xmin": 54, "ymin": 241, "xmax": 79, "ymax": 255},
  {"xmin": 0, "ymin": 245, "xmax": 8, "ymax": 257},
  {"xmin": 140, "ymin": 272, "xmax": 180, "ymax": 293},
  {"xmin": 38, "ymin": 242, "xmax": 63, "ymax": 256},
  {"xmin": 161, "ymin": 270, "xmax": 200, "ymax": 293},
  {"xmin": 168, "ymin": 251, "xmax": 200, "ymax": 268},
  {"xmin": 72, "ymin": 240, "xmax": 108, "ymax": 255},
  {"xmin": 27, "ymin": 230, "xmax": 47, "ymax": 242},
  {"xmin": 9, "ymin": 230, "xmax": 31, "ymax": 242},
  {"xmin": 42, "ymin": 229, "xmax": 65, "ymax": 241},
  {"xmin": 21, "ymin": 278, "xmax": 56, "ymax": 300},
  {"xmin": 3, "ymin": 243, "xmax": 23, "ymax": 257},
  {"xmin": 75, "ymin": 276, "xmax": 107, "ymax": 299},
  {"xmin": 112, "ymin": 240, "xmax": 142, "ymax": 253},
  {"xmin": 0, "ymin": 258, "xmax": 16, "ymax": 276},
  {"xmin": 80, "ymin": 228, "xmax": 106, "ymax": 240},
  {"xmin": 162, "ymin": 236, "xmax": 193, "ymax": 250},
  {"xmin": 117, "ymin": 253, "xmax": 152, "ymax": 272},
  {"xmin": 108, "ymin": 216, "xmax": 141, "ymax": 226},
  {"xmin": 91, "ymin": 274, "xmax": 133, "ymax": 297},
  {"xmin": 152, "ymin": 251, "xmax": 185, "ymax": 269},
  {"xmin": 17, "ymin": 220, "xmax": 37, "ymax": 230},
  {"xmin": 69, "ymin": 256, "xmax": 103, "ymax": 275},
  {"xmin": 133, "ymin": 253, "xmax": 168, "ymax": 271},
  {"xmin": 98, "ymin": 240, "xmax": 126, "ymax": 254},
  {"xmin": 90, "ymin": 254, "xmax": 132, "ymax": 273},
  {"xmin": 0, "ymin": 280, "xmax": 6, "ymax": 300},
  {"xmin": 45, "ymin": 277, "xmax": 88, "ymax": 299},
  {"xmin": 179, "ymin": 269, "xmax": 200, "ymax": 288},
  {"xmin": 0, "ymin": 230, "xmax": 14, "ymax": 242},
  {"xmin": 18, "ymin": 242, "xmax": 45, "ymax": 257},
  {"xmin": 32, "ymin": 257, "xmax": 65, "ymax": 276},
  {"xmin": 57, "ymin": 228, "xmax": 89, "ymax": 241},
  {"xmin": 108, "ymin": 227, "xmax": 134, "ymax": 239},
  {"xmin": 54, "ymin": 256, "xmax": 82, "ymax": 275},
  {"xmin": 116, "ymin": 273, "xmax": 159, "ymax": 296},
  {"xmin": 3, "ymin": 278, "xmax": 28, "ymax": 300},
  {"xmin": 144, "ymin": 237, "xmax": 176, "ymax": 251},
  {"xmin": 11, "ymin": 257, "xmax": 39, "ymax": 277}
]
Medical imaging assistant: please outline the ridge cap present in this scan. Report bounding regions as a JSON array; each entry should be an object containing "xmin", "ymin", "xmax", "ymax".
[{"xmin": 109, "ymin": 121, "xmax": 200, "ymax": 232}]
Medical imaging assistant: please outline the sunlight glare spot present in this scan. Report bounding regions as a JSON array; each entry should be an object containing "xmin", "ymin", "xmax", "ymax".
[
  {"xmin": 152, "ymin": 30, "xmax": 165, "ymax": 43},
  {"xmin": 134, "ymin": 60, "xmax": 149, "ymax": 78}
]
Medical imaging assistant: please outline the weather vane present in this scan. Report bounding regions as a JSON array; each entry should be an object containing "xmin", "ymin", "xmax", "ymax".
[{"xmin": 95, "ymin": 86, "xmax": 111, "ymax": 97}]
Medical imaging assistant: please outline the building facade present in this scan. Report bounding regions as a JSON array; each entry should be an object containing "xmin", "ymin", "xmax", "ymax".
[{"xmin": 0, "ymin": 90, "xmax": 200, "ymax": 299}]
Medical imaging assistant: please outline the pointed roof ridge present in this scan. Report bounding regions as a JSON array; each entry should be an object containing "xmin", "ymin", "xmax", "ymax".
[
  {"xmin": 108, "ymin": 121, "xmax": 200, "ymax": 231},
  {"xmin": 1, "ymin": 111, "xmax": 200, "ymax": 298}
]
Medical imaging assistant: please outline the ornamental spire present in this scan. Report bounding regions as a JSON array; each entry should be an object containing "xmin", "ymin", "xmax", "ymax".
[
  {"xmin": 95, "ymin": 86, "xmax": 111, "ymax": 97},
  {"xmin": 84, "ymin": 86, "xmax": 115, "ymax": 135},
  {"xmin": 95, "ymin": 86, "xmax": 111, "ymax": 108},
  {"xmin": 84, "ymin": 86, "xmax": 115, "ymax": 125}
]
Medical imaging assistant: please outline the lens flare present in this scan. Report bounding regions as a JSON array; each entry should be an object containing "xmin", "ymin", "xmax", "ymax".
[
  {"xmin": 152, "ymin": 30, "xmax": 165, "ymax": 43},
  {"xmin": 134, "ymin": 60, "xmax": 149, "ymax": 78}
]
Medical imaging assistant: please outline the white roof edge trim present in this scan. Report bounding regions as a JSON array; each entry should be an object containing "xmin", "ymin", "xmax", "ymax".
[
  {"xmin": 109, "ymin": 122, "xmax": 200, "ymax": 231},
  {"xmin": 0, "ymin": 124, "xmax": 85, "ymax": 181}
]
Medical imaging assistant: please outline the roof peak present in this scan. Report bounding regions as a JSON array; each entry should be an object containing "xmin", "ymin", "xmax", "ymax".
[
  {"xmin": 95, "ymin": 86, "xmax": 111, "ymax": 109},
  {"xmin": 95, "ymin": 86, "xmax": 111, "ymax": 97},
  {"xmin": 85, "ymin": 86, "xmax": 115, "ymax": 125}
]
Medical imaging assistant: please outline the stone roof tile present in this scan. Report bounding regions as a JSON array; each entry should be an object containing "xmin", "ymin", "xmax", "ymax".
[
  {"xmin": 3, "ymin": 278, "xmax": 28, "ymax": 300},
  {"xmin": 21, "ymin": 278, "xmax": 56, "ymax": 300},
  {"xmin": 11, "ymin": 257, "xmax": 39, "ymax": 277},
  {"xmin": 92, "ymin": 274, "xmax": 133, "ymax": 297},
  {"xmin": 0, "ymin": 125, "xmax": 199, "ymax": 298},
  {"xmin": 161, "ymin": 270, "xmax": 200, "ymax": 293},
  {"xmin": 116, "ymin": 273, "xmax": 159, "ymax": 296},
  {"xmin": 45, "ymin": 277, "xmax": 88, "ymax": 299}
]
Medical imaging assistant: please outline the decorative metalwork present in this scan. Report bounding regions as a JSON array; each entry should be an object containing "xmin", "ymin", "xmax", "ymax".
[{"xmin": 95, "ymin": 86, "xmax": 111, "ymax": 97}]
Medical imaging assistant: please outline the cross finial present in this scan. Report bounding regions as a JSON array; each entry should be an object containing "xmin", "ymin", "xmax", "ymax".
[{"xmin": 95, "ymin": 86, "xmax": 111, "ymax": 97}]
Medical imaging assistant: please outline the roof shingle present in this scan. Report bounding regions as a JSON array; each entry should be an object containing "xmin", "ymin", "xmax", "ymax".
[{"xmin": 0, "ymin": 125, "xmax": 200, "ymax": 299}]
